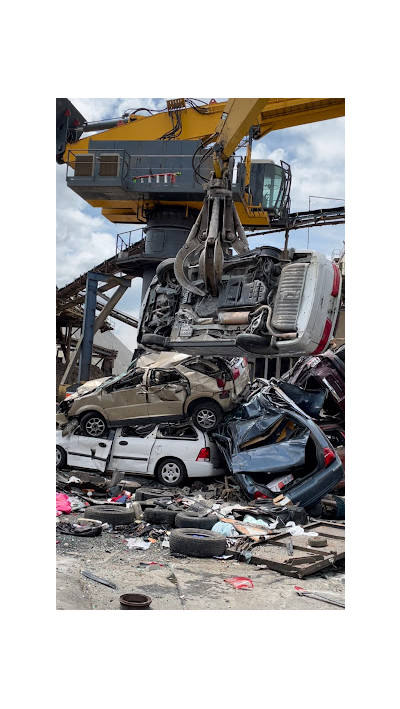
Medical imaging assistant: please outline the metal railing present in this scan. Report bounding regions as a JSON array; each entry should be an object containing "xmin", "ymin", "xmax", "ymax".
[{"xmin": 116, "ymin": 228, "xmax": 146, "ymax": 255}]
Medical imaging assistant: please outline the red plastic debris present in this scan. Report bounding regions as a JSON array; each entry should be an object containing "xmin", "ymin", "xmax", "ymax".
[{"xmin": 224, "ymin": 577, "xmax": 254, "ymax": 589}]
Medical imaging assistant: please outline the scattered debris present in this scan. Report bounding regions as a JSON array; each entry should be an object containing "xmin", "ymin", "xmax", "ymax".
[
  {"xmin": 294, "ymin": 585, "xmax": 345, "ymax": 608},
  {"xmin": 224, "ymin": 577, "xmax": 254, "ymax": 589},
  {"xmin": 81, "ymin": 570, "xmax": 117, "ymax": 589}
]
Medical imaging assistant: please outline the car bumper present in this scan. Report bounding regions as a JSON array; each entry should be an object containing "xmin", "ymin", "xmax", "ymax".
[
  {"xmin": 236, "ymin": 457, "xmax": 344, "ymax": 508},
  {"xmin": 185, "ymin": 461, "xmax": 221, "ymax": 478},
  {"xmin": 56, "ymin": 412, "xmax": 68, "ymax": 426}
]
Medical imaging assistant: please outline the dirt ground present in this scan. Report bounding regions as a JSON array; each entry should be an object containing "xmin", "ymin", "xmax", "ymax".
[{"xmin": 56, "ymin": 511, "xmax": 345, "ymax": 611}]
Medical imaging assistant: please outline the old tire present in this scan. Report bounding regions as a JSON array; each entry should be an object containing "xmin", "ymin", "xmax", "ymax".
[
  {"xmin": 236, "ymin": 333, "xmax": 274, "ymax": 355},
  {"xmin": 175, "ymin": 512, "xmax": 219, "ymax": 530},
  {"xmin": 80, "ymin": 412, "xmax": 108, "ymax": 438},
  {"xmin": 56, "ymin": 445, "xmax": 67, "ymax": 470},
  {"xmin": 156, "ymin": 258, "xmax": 177, "ymax": 287},
  {"xmin": 309, "ymin": 536, "xmax": 328, "ymax": 548},
  {"xmin": 156, "ymin": 458, "xmax": 186, "ymax": 487},
  {"xmin": 143, "ymin": 508, "xmax": 177, "ymax": 525},
  {"xmin": 190, "ymin": 400, "xmax": 223, "ymax": 432},
  {"xmin": 141, "ymin": 334, "xmax": 168, "ymax": 349},
  {"xmin": 169, "ymin": 528, "xmax": 227, "ymax": 558},
  {"xmin": 83, "ymin": 505, "xmax": 135, "ymax": 526}
]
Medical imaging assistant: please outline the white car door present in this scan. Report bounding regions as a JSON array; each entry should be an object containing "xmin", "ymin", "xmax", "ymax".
[
  {"xmin": 109, "ymin": 426, "xmax": 157, "ymax": 474},
  {"xmin": 64, "ymin": 430, "xmax": 114, "ymax": 473}
]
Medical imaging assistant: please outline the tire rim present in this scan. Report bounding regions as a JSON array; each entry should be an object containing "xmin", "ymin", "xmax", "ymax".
[
  {"xmin": 196, "ymin": 409, "xmax": 217, "ymax": 429},
  {"xmin": 86, "ymin": 418, "xmax": 105, "ymax": 436},
  {"xmin": 56, "ymin": 449, "xmax": 62, "ymax": 466},
  {"xmin": 160, "ymin": 462, "xmax": 181, "ymax": 484}
]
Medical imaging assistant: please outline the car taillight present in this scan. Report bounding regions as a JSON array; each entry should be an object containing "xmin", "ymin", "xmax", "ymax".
[
  {"xmin": 196, "ymin": 447, "xmax": 210, "ymax": 462},
  {"xmin": 232, "ymin": 368, "xmax": 240, "ymax": 380},
  {"xmin": 217, "ymin": 378, "xmax": 225, "ymax": 389},
  {"xmin": 65, "ymin": 392, "xmax": 72, "ymax": 398},
  {"xmin": 331, "ymin": 263, "xmax": 340, "ymax": 296},
  {"xmin": 254, "ymin": 491, "xmax": 268, "ymax": 499},
  {"xmin": 323, "ymin": 447, "xmax": 336, "ymax": 467},
  {"xmin": 312, "ymin": 318, "xmax": 332, "ymax": 354}
]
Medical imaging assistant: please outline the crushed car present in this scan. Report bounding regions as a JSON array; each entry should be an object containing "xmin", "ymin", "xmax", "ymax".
[
  {"xmin": 56, "ymin": 421, "xmax": 225, "ymax": 486},
  {"xmin": 56, "ymin": 351, "xmax": 250, "ymax": 436},
  {"xmin": 137, "ymin": 247, "xmax": 342, "ymax": 358},
  {"xmin": 213, "ymin": 379, "xmax": 344, "ymax": 509},
  {"xmin": 281, "ymin": 344, "xmax": 344, "ymax": 428}
]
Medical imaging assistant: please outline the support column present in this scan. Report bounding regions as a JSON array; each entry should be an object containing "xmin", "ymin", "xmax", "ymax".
[{"xmin": 141, "ymin": 207, "xmax": 197, "ymax": 298}]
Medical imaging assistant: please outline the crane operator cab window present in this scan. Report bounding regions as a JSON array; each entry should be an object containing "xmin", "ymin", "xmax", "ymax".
[{"xmin": 249, "ymin": 160, "xmax": 290, "ymax": 218}]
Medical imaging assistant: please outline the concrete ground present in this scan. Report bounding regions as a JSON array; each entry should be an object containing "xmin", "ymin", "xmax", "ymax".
[{"xmin": 56, "ymin": 512, "xmax": 345, "ymax": 611}]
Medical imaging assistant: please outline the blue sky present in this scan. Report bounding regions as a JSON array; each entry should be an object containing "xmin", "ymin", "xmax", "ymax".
[{"xmin": 56, "ymin": 98, "xmax": 344, "ymax": 352}]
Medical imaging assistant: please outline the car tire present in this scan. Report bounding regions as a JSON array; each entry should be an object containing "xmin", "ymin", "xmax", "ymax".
[
  {"xmin": 236, "ymin": 333, "xmax": 276, "ymax": 355},
  {"xmin": 190, "ymin": 400, "xmax": 223, "ymax": 432},
  {"xmin": 83, "ymin": 505, "xmax": 136, "ymax": 526},
  {"xmin": 141, "ymin": 334, "xmax": 168, "ymax": 349},
  {"xmin": 56, "ymin": 445, "xmax": 67, "ymax": 470},
  {"xmin": 156, "ymin": 258, "xmax": 177, "ymax": 287},
  {"xmin": 143, "ymin": 508, "xmax": 177, "ymax": 525},
  {"xmin": 156, "ymin": 458, "xmax": 186, "ymax": 487},
  {"xmin": 80, "ymin": 412, "xmax": 109, "ymax": 438},
  {"xmin": 169, "ymin": 528, "xmax": 227, "ymax": 558},
  {"xmin": 175, "ymin": 512, "xmax": 219, "ymax": 530}
]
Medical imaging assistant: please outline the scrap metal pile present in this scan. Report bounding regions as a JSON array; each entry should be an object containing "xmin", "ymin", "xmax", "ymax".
[{"xmin": 56, "ymin": 345, "xmax": 345, "ymax": 582}]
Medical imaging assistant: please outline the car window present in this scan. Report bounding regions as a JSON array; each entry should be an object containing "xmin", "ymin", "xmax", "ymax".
[
  {"xmin": 121, "ymin": 423, "xmax": 156, "ymax": 438},
  {"xmin": 149, "ymin": 369, "xmax": 184, "ymax": 386},
  {"xmin": 111, "ymin": 369, "xmax": 145, "ymax": 391},
  {"xmin": 157, "ymin": 424, "xmax": 198, "ymax": 440}
]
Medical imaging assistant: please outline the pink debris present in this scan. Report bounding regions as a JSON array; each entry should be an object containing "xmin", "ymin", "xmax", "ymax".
[
  {"xmin": 56, "ymin": 493, "xmax": 71, "ymax": 516},
  {"xmin": 224, "ymin": 577, "xmax": 254, "ymax": 589}
]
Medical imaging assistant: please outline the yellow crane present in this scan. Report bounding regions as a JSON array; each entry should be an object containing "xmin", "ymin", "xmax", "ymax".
[{"xmin": 58, "ymin": 97, "xmax": 344, "ymax": 229}]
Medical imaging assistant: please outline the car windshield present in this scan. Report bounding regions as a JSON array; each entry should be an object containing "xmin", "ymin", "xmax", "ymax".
[{"xmin": 91, "ymin": 357, "xmax": 140, "ymax": 392}]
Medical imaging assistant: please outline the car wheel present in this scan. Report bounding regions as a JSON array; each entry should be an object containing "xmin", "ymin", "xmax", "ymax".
[
  {"xmin": 80, "ymin": 412, "xmax": 108, "ymax": 438},
  {"xmin": 190, "ymin": 401, "xmax": 223, "ymax": 431},
  {"xmin": 83, "ymin": 505, "xmax": 135, "ymax": 526},
  {"xmin": 175, "ymin": 512, "xmax": 219, "ymax": 530},
  {"xmin": 56, "ymin": 445, "xmax": 67, "ymax": 469},
  {"xmin": 169, "ymin": 528, "xmax": 227, "ymax": 558},
  {"xmin": 141, "ymin": 334, "xmax": 169, "ymax": 349},
  {"xmin": 156, "ymin": 458, "xmax": 186, "ymax": 486},
  {"xmin": 143, "ymin": 508, "xmax": 178, "ymax": 525},
  {"xmin": 236, "ymin": 333, "xmax": 275, "ymax": 355},
  {"xmin": 156, "ymin": 258, "xmax": 177, "ymax": 287}
]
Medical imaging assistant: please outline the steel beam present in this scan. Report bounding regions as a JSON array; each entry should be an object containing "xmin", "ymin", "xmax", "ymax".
[{"xmin": 60, "ymin": 272, "xmax": 130, "ymax": 386}]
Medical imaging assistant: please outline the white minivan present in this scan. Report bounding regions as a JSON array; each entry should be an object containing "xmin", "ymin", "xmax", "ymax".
[{"xmin": 56, "ymin": 421, "xmax": 225, "ymax": 487}]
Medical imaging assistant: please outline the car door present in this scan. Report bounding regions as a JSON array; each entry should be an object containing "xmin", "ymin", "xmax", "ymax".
[
  {"xmin": 146, "ymin": 368, "xmax": 189, "ymax": 419},
  {"xmin": 109, "ymin": 426, "xmax": 156, "ymax": 474},
  {"xmin": 99, "ymin": 368, "xmax": 149, "ymax": 423},
  {"xmin": 65, "ymin": 429, "xmax": 114, "ymax": 472}
]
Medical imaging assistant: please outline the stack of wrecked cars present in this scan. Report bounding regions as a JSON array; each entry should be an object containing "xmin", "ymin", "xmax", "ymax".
[{"xmin": 56, "ymin": 345, "xmax": 344, "ymax": 514}]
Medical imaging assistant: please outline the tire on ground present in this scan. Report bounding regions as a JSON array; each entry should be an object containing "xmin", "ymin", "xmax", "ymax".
[
  {"xmin": 56, "ymin": 445, "xmax": 67, "ymax": 469},
  {"xmin": 190, "ymin": 400, "xmax": 223, "ymax": 432},
  {"xmin": 143, "ymin": 508, "xmax": 177, "ymax": 525},
  {"xmin": 83, "ymin": 505, "xmax": 135, "ymax": 526},
  {"xmin": 169, "ymin": 528, "xmax": 227, "ymax": 558},
  {"xmin": 175, "ymin": 512, "xmax": 219, "ymax": 530},
  {"xmin": 80, "ymin": 412, "xmax": 109, "ymax": 438}
]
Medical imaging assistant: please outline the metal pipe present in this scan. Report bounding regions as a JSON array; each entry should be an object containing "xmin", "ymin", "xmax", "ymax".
[
  {"xmin": 250, "ymin": 304, "xmax": 297, "ymax": 339},
  {"xmin": 218, "ymin": 311, "xmax": 250, "ymax": 325},
  {"xmin": 81, "ymin": 117, "xmax": 129, "ymax": 132}
]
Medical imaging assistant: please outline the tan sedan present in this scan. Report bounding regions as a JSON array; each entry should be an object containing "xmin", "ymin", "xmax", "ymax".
[{"xmin": 56, "ymin": 352, "xmax": 249, "ymax": 437}]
